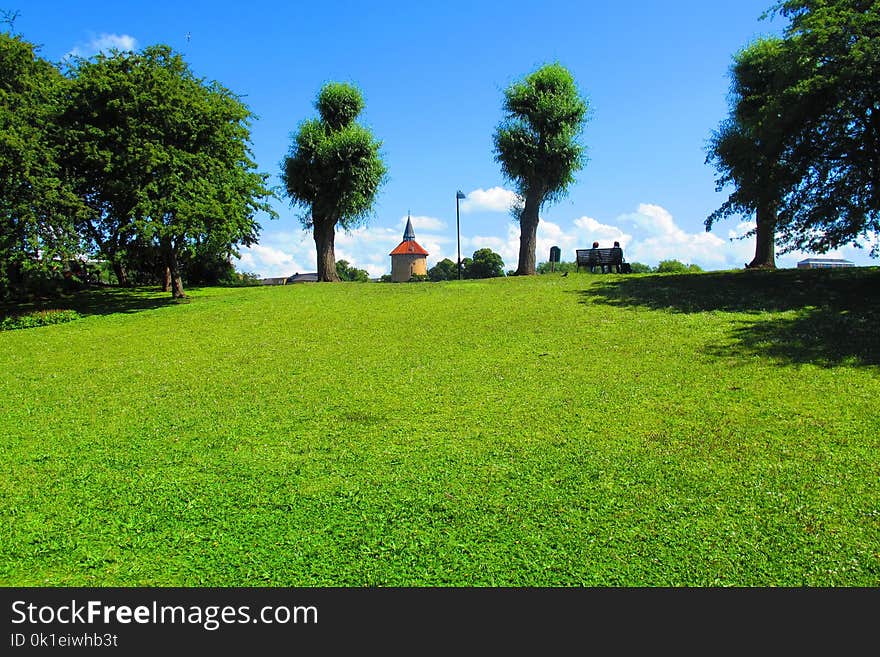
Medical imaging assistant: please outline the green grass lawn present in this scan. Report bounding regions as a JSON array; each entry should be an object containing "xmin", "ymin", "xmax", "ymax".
[{"xmin": 1, "ymin": 268, "xmax": 878, "ymax": 586}]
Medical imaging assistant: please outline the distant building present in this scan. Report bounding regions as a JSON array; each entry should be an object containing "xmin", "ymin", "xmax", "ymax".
[
  {"xmin": 286, "ymin": 272, "xmax": 318, "ymax": 283},
  {"xmin": 260, "ymin": 272, "xmax": 318, "ymax": 285},
  {"xmin": 389, "ymin": 214, "xmax": 429, "ymax": 282},
  {"xmin": 796, "ymin": 257, "xmax": 854, "ymax": 269}
]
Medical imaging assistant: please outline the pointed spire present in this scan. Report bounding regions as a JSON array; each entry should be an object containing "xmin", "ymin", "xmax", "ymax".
[{"xmin": 403, "ymin": 212, "xmax": 415, "ymax": 241}]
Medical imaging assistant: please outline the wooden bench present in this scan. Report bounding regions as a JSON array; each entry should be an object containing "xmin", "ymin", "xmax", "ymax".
[{"xmin": 575, "ymin": 247, "xmax": 627, "ymax": 273}]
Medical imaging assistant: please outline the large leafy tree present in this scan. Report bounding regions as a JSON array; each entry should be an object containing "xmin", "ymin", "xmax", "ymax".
[
  {"xmin": 0, "ymin": 31, "xmax": 81, "ymax": 299},
  {"xmin": 61, "ymin": 45, "xmax": 276, "ymax": 297},
  {"xmin": 428, "ymin": 258, "xmax": 458, "ymax": 281},
  {"xmin": 713, "ymin": 0, "xmax": 880, "ymax": 259},
  {"xmin": 281, "ymin": 82, "xmax": 387, "ymax": 282},
  {"xmin": 335, "ymin": 259, "xmax": 370, "ymax": 282},
  {"xmin": 706, "ymin": 38, "xmax": 802, "ymax": 269},
  {"xmin": 494, "ymin": 63, "xmax": 589, "ymax": 275},
  {"xmin": 767, "ymin": 0, "xmax": 880, "ymax": 256},
  {"xmin": 465, "ymin": 247, "xmax": 505, "ymax": 279}
]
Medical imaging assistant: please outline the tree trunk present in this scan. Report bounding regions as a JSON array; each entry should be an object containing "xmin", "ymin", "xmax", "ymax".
[
  {"xmin": 162, "ymin": 239, "xmax": 186, "ymax": 298},
  {"xmin": 747, "ymin": 202, "xmax": 777, "ymax": 269},
  {"xmin": 313, "ymin": 218, "xmax": 341, "ymax": 282},
  {"xmin": 111, "ymin": 260, "xmax": 129, "ymax": 287},
  {"xmin": 515, "ymin": 191, "xmax": 541, "ymax": 276},
  {"xmin": 163, "ymin": 266, "xmax": 172, "ymax": 292},
  {"xmin": 169, "ymin": 258, "xmax": 185, "ymax": 299}
]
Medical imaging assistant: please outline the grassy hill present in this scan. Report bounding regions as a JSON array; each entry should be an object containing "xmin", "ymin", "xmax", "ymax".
[{"xmin": 1, "ymin": 268, "xmax": 878, "ymax": 585}]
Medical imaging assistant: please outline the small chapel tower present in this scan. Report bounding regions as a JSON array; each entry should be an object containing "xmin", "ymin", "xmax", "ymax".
[{"xmin": 389, "ymin": 214, "xmax": 429, "ymax": 282}]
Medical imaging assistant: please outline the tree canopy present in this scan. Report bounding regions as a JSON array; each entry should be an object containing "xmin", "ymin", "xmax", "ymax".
[
  {"xmin": 770, "ymin": 0, "xmax": 880, "ymax": 256},
  {"xmin": 466, "ymin": 248, "xmax": 506, "ymax": 279},
  {"xmin": 335, "ymin": 259, "xmax": 370, "ymax": 282},
  {"xmin": 427, "ymin": 258, "xmax": 458, "ymax": 281},
  {"xmin": 707, "ymin": 0, "xmax": 880, "ymax": 259},
  {"xmin": 0, "ymin": 30, "xmax": 276, "ymax": 301},
  {"xmin": 656, "ymin": 259, "xmax": 703, "ymax": 274},
  {"xmin": 60, "ymin": 45, "xmax": 276, "ymax": 298},
  {"xmin": 281, "ymin": 82, "xmax": 387, "ymax": 282},
  {"xmin": 0, "ymin": 31, "xmax": 81, "ymax": 299},
  {"xmin": 706, "ymin": 37, "xmax": 801, "ymax": 269},
  {"xmin": 494, "ymin": 63, "xmax": 590, "ymax": 275}
]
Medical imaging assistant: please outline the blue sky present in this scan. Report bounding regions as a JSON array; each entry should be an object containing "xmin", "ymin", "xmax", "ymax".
[{"xmin": 12, "ymin": 0, "xmax": 878, "ymax": 276}]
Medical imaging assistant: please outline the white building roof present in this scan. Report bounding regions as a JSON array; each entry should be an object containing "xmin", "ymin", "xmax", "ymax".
[{"xmin": 797, "ymin": 257, "xmax": 854, "ymax": 265}]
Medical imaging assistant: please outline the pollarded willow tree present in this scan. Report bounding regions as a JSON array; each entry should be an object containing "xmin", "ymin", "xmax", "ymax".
[
  {"xmin": 494, "ymin": 62, "xmax": 590, "ymax": 276},
  {"xmin": 281, "ymin": 82, "xmax": 387, "ymax": 282}
]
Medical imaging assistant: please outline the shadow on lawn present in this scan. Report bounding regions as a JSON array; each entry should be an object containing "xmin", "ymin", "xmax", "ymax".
[
  {"xmin": 1, "ymin": 286, "xmax": 179, "ymax": 319},
  {"xmin": 578, "ymin": 267, "xmax": 880, "ymax": 367}
]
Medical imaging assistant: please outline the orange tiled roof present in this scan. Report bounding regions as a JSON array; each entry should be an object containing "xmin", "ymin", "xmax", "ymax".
[{"xmin": 389, "ymin": 240, "xmax": 429, "ymax": 256}]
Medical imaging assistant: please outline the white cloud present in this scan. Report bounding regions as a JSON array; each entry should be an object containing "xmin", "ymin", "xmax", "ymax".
[
  {"xmin": 398, "ymin": 214, "xmax": 447, "ymax": 231},
  {"xmin": 617, "ymin": 203, "xmax": 731, "ymax": 269},
  {"xmin": 358, "ymin": 264, "xmax": 383, "ymax": 278},
  {"xmin": 463, "ymin": 225, "xmax": 519, "ymax": 269},
  {"xmin": 727, "ymin": 221, "xmax": 756, "ymax": 242},
  {"xmin": 418, "ymin": 236, "xmax": 453, "ymax": 263},
  {"xmin": 67, "ymin": 33, "xmax": 138, "ymax": 59},
  {"xmin": 620, "ymin": 203, "xmax": 679, "ymax": 236},
  {"xmin": 337, "ymin": 224, "xmax": 399, "ymax": 245},
  {"xmin": 460, "ymin": 187, "xmax": 520, "ymax": 213},
  {"xmin": 726, "ymin": 220, "xmax": 764, "ymax": 267},
  {"xmin": 829, "ymin": 237, "xmax": 880, "ymax": 265},
  {"xmin": 237, "ymin": 244, "xmax": 308, "ymax": 278},
  {"xmin": 573, "ymin": 216, "xmax": 631, "ymax": 249}
]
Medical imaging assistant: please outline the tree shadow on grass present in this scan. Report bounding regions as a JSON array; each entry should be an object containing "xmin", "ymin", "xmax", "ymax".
[
  {"xmin": 0, "ymin": 286, "xmax": 178, "ymax": 319},
  {"xmin": 710, "ymin": 305, "xmax": 879, "ymax": 367},
  {"xmin": 578, "ymin": 267, "xmax": 880, "ymax": 367}
]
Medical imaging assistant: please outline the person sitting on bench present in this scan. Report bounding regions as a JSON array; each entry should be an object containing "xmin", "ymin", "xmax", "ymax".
[
  {"xmin": 608, "ymin": 241, "xmax": 623, "ymax": 273},
  {"xmin": 589, "ymin": 241, "xmax": 601, "ymax": 273}
]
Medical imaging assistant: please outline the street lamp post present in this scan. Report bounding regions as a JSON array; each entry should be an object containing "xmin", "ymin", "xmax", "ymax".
[{"xmin": 456, "ymin": 190, "xmax": 465, "ymax": 280}]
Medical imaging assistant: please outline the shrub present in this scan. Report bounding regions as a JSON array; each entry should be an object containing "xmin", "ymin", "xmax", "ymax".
[
  {"xmin": 221, "ymin": 271, "xmax": 262, "ymax": 287},
  {"xmin": 537, "ymin": 261, "xmax": 577, "ymax": 274},
  {"xmin": 656, "ymin": 259, "xmax": 703, "ymax": 274},
  {"xmin": 0, "ymin": 309, "xmax": 81, "ymax": 331},
  {"xmin": 466, "ymin": 248, "xmax": 505, "ymax": 279},
  {"xmin": 428, "ymin": 258, "xmax": 458, "ymax": 281},
  {"xmin": 336, "ymin": 260, "xmax": 370, "ymax": 282}
]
